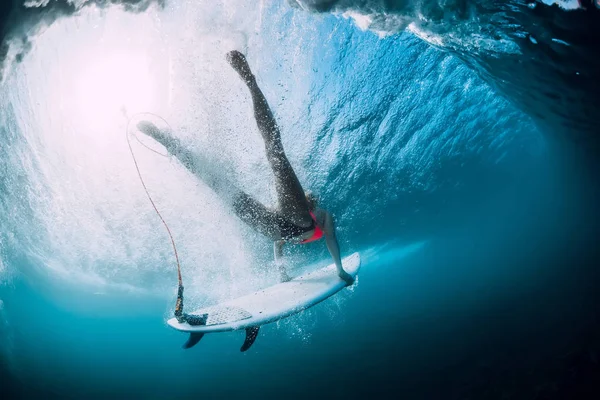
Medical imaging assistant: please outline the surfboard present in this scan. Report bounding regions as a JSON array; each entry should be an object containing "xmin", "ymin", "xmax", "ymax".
[{"xmin": 167, "ymin": 252, "xmax": 360, "ymax": 351}]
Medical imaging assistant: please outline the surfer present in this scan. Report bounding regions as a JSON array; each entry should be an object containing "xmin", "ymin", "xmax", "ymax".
[{"xmin": 137, "ymin": 50, "xmax": 354, "ymax": 286}]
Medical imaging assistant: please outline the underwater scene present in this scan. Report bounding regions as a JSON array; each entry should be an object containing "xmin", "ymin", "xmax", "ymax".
[{"xmin": 1, "ymin": 1, "xmax": 599, "ymax": 399}]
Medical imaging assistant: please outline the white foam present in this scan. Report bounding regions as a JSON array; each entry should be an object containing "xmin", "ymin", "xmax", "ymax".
[
  {"xmin": 538, "ymin": 0, "xmax": 583, "ymax": 10},
  {"xmin": 341, "ymin": 11, "xmax": 373, "ymax": 32},
  {"xmin": 2, "ymin": 1, "xmax": 324, "ymax": 304},
  {"xmin": 4, "ymin": 5, "xmax": 260, "ymax": 296}
]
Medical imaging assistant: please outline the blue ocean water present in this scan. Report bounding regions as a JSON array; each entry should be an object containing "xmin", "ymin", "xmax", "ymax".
[{"xmin": 1, "ymin": 1, "xmax": 600, "ymax": 399}]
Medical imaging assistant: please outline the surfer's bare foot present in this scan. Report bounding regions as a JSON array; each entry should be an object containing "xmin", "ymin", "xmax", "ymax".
[
  {"xmin": 339, "ymin": 270, "xmax": 354, "ymax": 286},
  {"xmin": 137, "ymin": 121, "xmax": 177, "ymax": 151},
  {"xmin": 226, "ymin": 50, "xmax": 255, "ymax": 85},
  {"xmin": 137, "ymin": 121, "xmax": 162, "ymax": 141}
]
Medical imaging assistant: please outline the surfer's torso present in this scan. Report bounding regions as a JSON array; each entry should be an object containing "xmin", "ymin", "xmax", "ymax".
[{"xmin": 277, "ymin": 209, "xmax": 325, "ymax": 243}]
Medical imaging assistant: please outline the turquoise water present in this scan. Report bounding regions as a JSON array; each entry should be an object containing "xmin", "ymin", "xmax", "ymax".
[{"xmin": 1, "ymin": 1, "xmax": 600, "ymax": 399}]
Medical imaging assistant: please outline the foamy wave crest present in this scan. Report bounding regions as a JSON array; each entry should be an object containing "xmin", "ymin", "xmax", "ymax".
[
  {"xmin": 289, "ymin": 0, "xmax": 593, "ymax": 54},
  {"xmin": 289, "ymin": 0, "xmax": 600, "ymax": 137},
  {"xmin": 289, "ymin": 0, "xmax": 524, "ymax": 53},
  {"xmin": 0, "ymin": 0, "xmax": 162, "ymax": 81}
]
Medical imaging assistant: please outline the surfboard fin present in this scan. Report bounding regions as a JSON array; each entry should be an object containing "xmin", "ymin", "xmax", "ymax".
[
  {"xmin": 183, "ymin": 332, "xmax": 205, "ymax": 349},
  {"xmin": 240, "ymin": 326, "xmax": 260, "ymax": 352}
]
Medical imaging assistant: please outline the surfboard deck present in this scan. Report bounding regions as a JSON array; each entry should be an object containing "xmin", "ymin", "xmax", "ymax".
[{"xmin": 167, "ymin": 252, "xmax": 360, "ymax": 350}]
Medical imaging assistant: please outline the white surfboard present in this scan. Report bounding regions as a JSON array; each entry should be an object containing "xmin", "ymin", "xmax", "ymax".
[{"xmin": 167, "ymin": 252, "xmax": 360, "ymax": 351}]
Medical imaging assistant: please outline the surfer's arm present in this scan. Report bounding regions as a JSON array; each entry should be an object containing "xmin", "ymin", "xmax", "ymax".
[
  {"xmin": 274, "ymin": 240, "xmax": 291, "ymax": 282},
  {"xmin": 322, "ymin": 211, "xmax": 354, "ymax": 286},
  {"xmin": 274, "ymin": 240, "xmax": 284, "ymax": 261}
]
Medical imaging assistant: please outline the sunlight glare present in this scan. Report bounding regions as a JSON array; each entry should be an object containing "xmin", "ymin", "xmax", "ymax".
[{"xmin": 71, "ymin": 51, "xmax": 157, "ymax": 128}]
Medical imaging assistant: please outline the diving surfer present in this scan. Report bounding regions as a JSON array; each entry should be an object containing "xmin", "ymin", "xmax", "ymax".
[{"xmin": 137, "ymin": 50, "xmax": 354, "ymax": 286}]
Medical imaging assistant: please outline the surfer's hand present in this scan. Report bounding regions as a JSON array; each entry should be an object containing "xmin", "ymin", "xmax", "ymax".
[
  {"xmin": 275, "ymin": 256, "xmax": 292, "ymax": 283},
  {"xmin": 339, "ymin": 270, "xmax": 354, "ymax": 286},
  {"xmin": 279, "ymin": 271, "xmax": 293, "ymax": 283}
]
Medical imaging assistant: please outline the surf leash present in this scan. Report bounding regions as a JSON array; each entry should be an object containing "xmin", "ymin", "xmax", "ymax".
[{"xmin": 125, "ymin": 112, "xmax": 205, "ymax": 325}]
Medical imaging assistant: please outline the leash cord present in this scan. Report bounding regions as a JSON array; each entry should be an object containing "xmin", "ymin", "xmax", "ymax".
[{"xmin": 125, "ymin": 113, "xmax": 185, "ymax": 319}]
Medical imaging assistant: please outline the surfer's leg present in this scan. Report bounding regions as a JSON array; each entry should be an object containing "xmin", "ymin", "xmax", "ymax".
[
  {"xmin": 136, "ymin": 122, "xmax": 230, "ymax": 201},
  {"xmin": 137, "ymin": 121, "xmax": 285, "ymax": 240},
  {"xmin": 232, "ymin": 192, "xmax": 283, "ymax": 241},
  {"xmin": 137, "ymin": 121, "xmax": 217, "ymax": 186},
  {"xmin": 226, "ymin": 50, "xmax": 312, "ymax": 229},
  {"xmin": 137, "ymin": 121, "xmax": 178, "ymax": 152}
]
